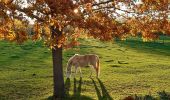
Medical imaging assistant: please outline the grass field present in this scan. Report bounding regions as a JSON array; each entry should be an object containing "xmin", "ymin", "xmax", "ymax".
[{"xmin": 0, "ymin": 37, "xmax": 170, "ymax": 100}]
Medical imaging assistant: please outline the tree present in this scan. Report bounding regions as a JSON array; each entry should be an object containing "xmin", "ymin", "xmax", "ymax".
[{"xmin": 0, "ymin": 0, "xmax": 170, "ymax": 99}]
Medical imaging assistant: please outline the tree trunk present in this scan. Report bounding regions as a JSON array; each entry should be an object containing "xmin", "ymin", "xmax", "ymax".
[{"xmin": 51, "ymin": 26, "xmax": 65, "ymax": 99}]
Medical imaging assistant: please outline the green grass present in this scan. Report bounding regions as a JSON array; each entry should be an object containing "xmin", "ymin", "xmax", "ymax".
[{"xmin": 0, "ymin": 37, "xmax": 170, "ymax": 100}]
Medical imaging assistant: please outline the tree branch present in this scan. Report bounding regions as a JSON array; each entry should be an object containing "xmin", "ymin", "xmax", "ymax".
[{"xmin": 92, "ymin": 0, "xmax": 112, "ymax": 7}]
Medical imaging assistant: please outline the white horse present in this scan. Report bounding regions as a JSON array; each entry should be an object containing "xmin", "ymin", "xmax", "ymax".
[{"xmin": 66, "ymin": 54, "xmax": 100, "ymax": 78}]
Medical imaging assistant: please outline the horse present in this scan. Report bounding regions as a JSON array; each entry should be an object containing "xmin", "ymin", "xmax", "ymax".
[{"xmin": 66, "ymin": 54, "xmax": 100, "ymax": 78}]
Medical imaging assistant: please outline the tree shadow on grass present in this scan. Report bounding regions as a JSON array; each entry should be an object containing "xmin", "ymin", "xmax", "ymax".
[
  {"xmin": 65, "ymin": 78, "xmax": 71, "ymax": 98},
  {"xmin": 123, "ymin": 91, "xmax": 170, "ymax": 100},
  {"xmin": 158, "ymin": 91, "xmax": 170, "ymax": 100},
  {"xmin": 46, "ymin": 78, "xmax": 71, "ymax": 100},
  {"xmin": 91, "ymin": 78, "xmax": 113, "ymax": 100},
  {"xmin": 116, "ymin": 39, "xmax": 170, "ymax": 56}
]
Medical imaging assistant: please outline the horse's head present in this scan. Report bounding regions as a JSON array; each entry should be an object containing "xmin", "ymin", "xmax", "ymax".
[
  {"xmin": 66, "ymin": 70, "xmax": 71, "ymax": 78},
  {"xmin": 66, "ymin": 59, "xmax": 73, "ymax": 78},
  {"xmin": 66, "ymin": 64, "xmax": 72, "ymax": 78},
  {"xmin": 66, "ymin": 54, "xmax": 79, "ymax": 78}
]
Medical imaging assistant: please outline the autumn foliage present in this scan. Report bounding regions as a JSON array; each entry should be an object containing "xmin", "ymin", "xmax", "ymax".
[{"xmin": 0, "ymin": 0, "xmax": 170, "ymax": 46}]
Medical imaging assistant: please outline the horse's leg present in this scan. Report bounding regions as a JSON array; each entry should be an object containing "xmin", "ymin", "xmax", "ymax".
[
  {"xmin": 90, "ymin": 65, "xmax": 95, "ymax": 77},
  {"xmin": 91, "ymin": 62, "xmax": 98, "ymax": 78},
  {"xmin": 74, "ymin": 66, "xmax": 78, "ymax": 78},
  {"xmin": 79, "ymin": 67, "xmax": 82, "ymax": 78}
]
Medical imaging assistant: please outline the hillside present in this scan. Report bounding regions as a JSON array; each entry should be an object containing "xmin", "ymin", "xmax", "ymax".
[{"xmin": 0, "ymin": 37, "xmax": 170, "ymax": 100}]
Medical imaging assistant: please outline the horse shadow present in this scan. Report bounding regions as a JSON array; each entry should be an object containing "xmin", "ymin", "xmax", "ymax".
[
  {"xmin": 65, "ymin": 77, "xmax": 93, "ymax": 100},
  {"xmin": 91, "ymin": 78, "xmax": 113, "ymax": 100},
  {"xmin": 73, "ymin": 77, "xmax": 82, "ymax": 99}
]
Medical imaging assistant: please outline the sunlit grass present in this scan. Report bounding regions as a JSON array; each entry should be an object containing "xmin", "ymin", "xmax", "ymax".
[{"xmin": 0, "ymin": 37, "xmax": 170, "ymax": 100}]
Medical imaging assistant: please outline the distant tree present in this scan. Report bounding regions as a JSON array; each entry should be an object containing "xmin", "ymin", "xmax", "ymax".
[{"xmin": 0, "ymin": 0, "xmax": 170, "ymax": 99}]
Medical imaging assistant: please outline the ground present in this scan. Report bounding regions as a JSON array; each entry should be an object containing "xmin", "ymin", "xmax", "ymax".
[{"xmin": 0, "ymin": 36, "xmax": 170, "ymax": 100}]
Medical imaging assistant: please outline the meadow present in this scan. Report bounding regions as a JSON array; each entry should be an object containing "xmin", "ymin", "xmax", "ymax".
[{"xmin": 0, "ymin": 36, "xmax": 170, "ymax": 100}]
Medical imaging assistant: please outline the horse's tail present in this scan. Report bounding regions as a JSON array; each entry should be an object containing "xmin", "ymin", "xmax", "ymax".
[{"xmin": 96, "ymin": 56, "xmax": 100, "ymax": 78}]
